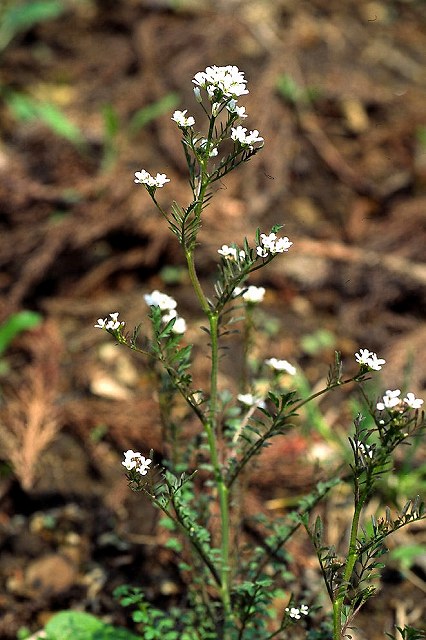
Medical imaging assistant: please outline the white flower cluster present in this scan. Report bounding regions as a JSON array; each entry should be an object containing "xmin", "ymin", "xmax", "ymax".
[
  {"xmin": 94, "ymin": 312, "xmax": 125, "ymax": 331},
  {"xmin": 376, "ymin": 389, "xmax": 424, "ymax": 411},
  {"xmin": 234, "ymin": 285, "xmax": 265, "ymax": 304},
  {"xmin": 285, "ymin": 604, "xmax": 309, "ymax": 620},
  {"xmin": 171, "ymin": 109, "xmax": 195, "ymax": 127},
  {"xmin": 237, "ymin": 393, "xmax": 266, "ymax": 409},
  {"xmin": 231, "ymin": 125, "xmax": 263, "ymax": 149},
  {"xmin": 144, "ymin": 289, "xmax": 187, "ymax": 334},
  {"xmin": 217, "ymin": 244, "xmax": 246, "ymax": 262},
  {"xmin": 122, "ymin": 450, "xmax": 152, "ymax": 475},
  {"xmin": 355, "ymin": 348, "xmax": 386, "ymax": 371},
  {"xmin": 265, "ymin": 358, "xmax": 297, "ymax": 375},
  {"xmin": 256, "ymin": 232, "xmax": 293, "ymax": 258},
  {"xmin": 134, "ymin": 169, "xmax": 170, "ymax": 189},
  {"xmin": 193, "ymin": 65, "xmax": 249, "ymax": 101}
]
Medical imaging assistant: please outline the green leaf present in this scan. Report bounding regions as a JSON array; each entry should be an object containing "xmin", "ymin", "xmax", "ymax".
[
  {"xmin": 0, "ymin": 0, "xmax": 65, "ymax": 52},
  {"xmin": 128, "ymin": 93, "xmax": 180, "ymax": 134},
  {"xmin": 44, "ymin": 610, "xmax": 141, "ymax": 640},
  {"xmin": 4, "ymin": 91, "xmax": 85, "ymax": 146},
  {"xmin": 0, "ymin": 310, "xmax": 42, "ymax": 357}
]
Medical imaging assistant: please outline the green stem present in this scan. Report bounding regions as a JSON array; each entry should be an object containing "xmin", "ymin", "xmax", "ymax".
[
  {"xmin": 332, "ymin": 494, "xmax": 365, "ymax": 639},
  {"xmin": 207, "ymin": 312, "xmax": 233, "ymax": 628}
]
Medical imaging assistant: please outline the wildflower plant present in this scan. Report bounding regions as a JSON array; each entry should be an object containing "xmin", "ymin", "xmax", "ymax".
[{"xmin": 93, "ymin": 66, "xmax": 425, "ymax": 640}]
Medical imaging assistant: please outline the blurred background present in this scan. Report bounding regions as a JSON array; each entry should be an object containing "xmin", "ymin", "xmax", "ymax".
[{"xmin": 0, "ymin": 0, "xmax": 425, "ymax": 637}]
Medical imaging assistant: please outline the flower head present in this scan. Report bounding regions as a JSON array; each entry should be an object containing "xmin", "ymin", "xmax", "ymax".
[
  {"xmin": 376, "ymin": 389, "xmax": 401, "ymax": 411},
  {"xmin": 256, "ymin": 232, "xmax": 292, "ymax": 258},
  {"xmin": 122, "ymin": 450, "xmax": 152, "ymax": 475},
  {"xmin": 217, "ymin": 244, "xmax": 246, "ymax": 261},
  {"xmin": 171, "ymin": 109, "xmax": 195, "ymax": 127},
  {"xmin": 162, "ymin": 310, "xmax": 187, "ymax": 334},
  {"xmin": 234, "ymin": 285, "xmax": 266, "ymax": 304},
  {"xmin": 403, "ymin": 392, "xmax": 424, "ymax": 409},
  {"xmin": 355, "ymin": 349, "xmax": 386, "ymax": 371},
  {"xmin": 227, "ymin": 100, "xmax": 247, "ymax": 118},
  {"xmin": 144, "ymin": 290, "xmax": 177, "ymax": 311},
  {"xmin": 193, "ymin": 65, "xmax": 249, "ymax": 101},
  {"xmin": 285, "ymin": 604, "xmax": 309, "ymax": 620},
  {"xmin": 94, "ymin": 312, "xmax": 125, "ymax": 331},
  {"xmin": 231, "ymin": 126, "xmax": 263, "ymax": 149},
  {"xmin": 265, "ymin": 358, "xmax": 297, "ymax": 375},
  {"xmin": 237, "ymin": 393, "xmax": 266, "ymax": 409},
  {"xmin": 134, "ymin": 169, "xmax": 170, "ymax": 189}
]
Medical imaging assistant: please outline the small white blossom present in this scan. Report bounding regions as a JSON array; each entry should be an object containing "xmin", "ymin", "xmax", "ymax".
[
  {"xmin": 231, "ymin": 126, "xmax": 263, "ymax": 148},
  {"xmin": 144, "ymin": 290, "xmax": 177, "ymax": 311},
  {"xmin": 134, "ymin": 169, "xmax": 170, "ymax": 188},
  {"xmin": 256, "ymin": 232, "xmax": 293, "ymax": 258},
  {"xmin": 136, "ymin": 456, "xmax": 152, "ymax": 475},
  {"xmin": 171, "ymin": 109, "xmax": 195, "ymax": 127},
  {"xmin": 376, "ymin": 389, "xmax": 401, "ymax": 411},
  {"xmin": 237, "ymin": 393, "xmax": 266, "ymax": 409},
  {"xmin": 265, "ymin": 358, "xmax": 297, "ymax": 375},
  {"xmin": 403, "ymin": 392, "xmax": 424, "ymax": 409},
  {"xmin": 162, "ymin": 310, "xmax": 187, "ymax": 334},
  {"xmin": 217, "ymin": 244, "xmax": 245, "ymax": 261},
  {"xmin": 122, "ymin": 450, "xmax": 152, "ymax": 475},
  {"xmin": 355, "ymin": 349, "xmax": 386, "ymax": 371},
  {"xmin": 200, "ymin": 138, "xmax": 218, "ymax": 157},
  {"xmin": 357, "ymin": 441, "xmax": 374, "ymax": 459},
  {"xmin": 234, "ymin": 285, "xmax": 266, "ymax": 304},
  {"xmin": 227, "ymin": 99, "xmax": 247, "ymax": 118}
]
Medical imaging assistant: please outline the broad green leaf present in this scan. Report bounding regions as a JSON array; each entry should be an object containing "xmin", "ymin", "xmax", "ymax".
[
  {"xmin": 0, "ymin": 310, "xmax": 42, "ymax": 356},
  {"xmin": 44, "ymin": 610, "xmax": 140, "ymax": 640}
]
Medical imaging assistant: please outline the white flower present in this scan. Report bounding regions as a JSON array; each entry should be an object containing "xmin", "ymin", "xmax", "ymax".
[
  {"xmin": 217, "ymin": 244, "xmax": 245, "ymax": 261},
  {"xmin": 144, "ymin": 290, "xmax": 177, "ymax": 311},
  {"xmin": 162, "ymin": 310, "xmax": 187, "ymax": 334},
  {"xmin": 199, "ymin": 138, "xmax": 218, "ymax": 157},
  {"xmin": 376, "ymin": 389, "xmax": 401, "ymax": 411},
  {"xmin": 403, "ymin": 392, "xmax": 424, "ymax": 409},
  {"xmin": 122, "ymin": 450, "xmax": 152, "ymax": 475},
  {"xmin": 265, "ymin": 358, "xmax": 297, "ymax": 375},
  {"xmin": 237, "ymin": 393, "xmax": 266, "ymax": 409},
  {"xmin": 234, "ymin": 285, "xmax": 266, "ymax": 304},
  {"xmin": 193, "ymin": 65, "xmax": 249, "ymax": 101},
  {"xmin": 300, "ymin": 605, "xmax": 309, "ymax": 616},
  {"xmin": 355, "ymin": 349, "xmax": 386, "ymax": 371},
  {"xmin": 171, "ymin": 109, "xmax": 195, "ymax": 127},
  {"xmin": 256, "ymin": 232, "xmax": 293, "ymax": 258},
  {"xmin": 136, "ymin": 456, "xmax": 152, "ymax": 475},
  {"xmin": 95, "ymin": 312, "xmax": 124, "ymax": 331},
  {"xmin": 231, "ymin": 126, "xmax": 263, "ymax": 148},
  {"xmin": 226, "ymin": 100, "xmax": 247, "ymax": 118},
  {"xmin": 134, "ymin": 169, "xmax": 170, "ymax": 188}
]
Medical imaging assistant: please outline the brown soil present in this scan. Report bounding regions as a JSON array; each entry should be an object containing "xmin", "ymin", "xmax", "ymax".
[{"xmin": 0, "ymin": 1, "xmax": 425, "ymax": 638}]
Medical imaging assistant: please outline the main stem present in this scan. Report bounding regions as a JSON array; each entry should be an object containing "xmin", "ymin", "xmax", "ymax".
[
  {"xmin": 185, "ymin": 120, "xmax": 233, "ymax": 630},
  {"xmin": 185, "ymin": 251, "xmax": 233, "ymax": 630},
  {"xmin": 332, "ymin": 495, "xmax": 365, "ymax": 639}
]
